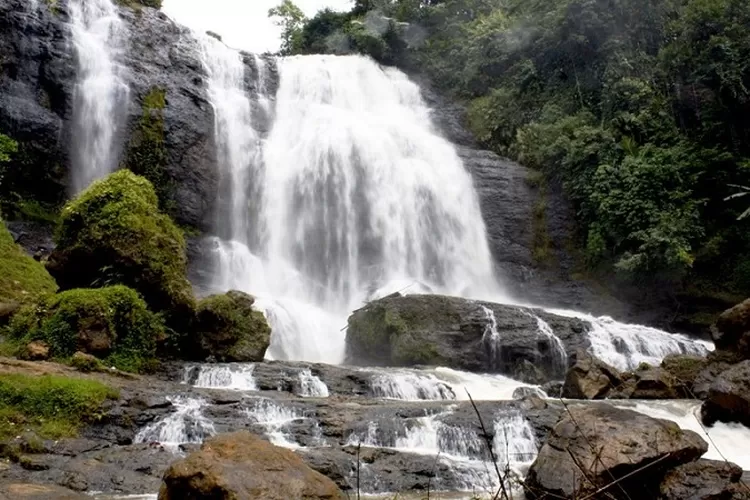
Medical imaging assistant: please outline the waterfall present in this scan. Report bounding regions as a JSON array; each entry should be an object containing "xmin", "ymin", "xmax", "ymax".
[
  {"xmin": 297, "ymin": 369, "xmax": 329, "ymax": 398},
  {"xmin": 183, "ymin": 363, "xmax": 258, "ymax": 391},
  {"xmin": 205, "ymin": 53, "xmax": 503, "ymax": 363},
  {"xmin": 481, "ymin": 306, "xmax": 501, "ymax": 370},
  {"xmin": 370, "ymin": 370, "xmax": 456, "ymax": 401},
  {"xmin": 134, "ymin": 396, "xmax": 214, "ymax": 449},
  {"xmin": 69, "ymin": 0, "xmax": 129, "ymax": 194}
]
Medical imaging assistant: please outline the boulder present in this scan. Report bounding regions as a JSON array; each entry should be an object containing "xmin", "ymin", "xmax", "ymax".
[
  {"xmin": 701, "ymin": 360, "xmax": 750, "ymax": 428},
  {"xmin": 561, "ymin": 350, "xmax": 621, "ymax": 399},
  {"xmin": 8, "ymin": 285, "xmax": 165, "ymax": 372},
  {"xmin": 713, "ymin": 299, "xmax": 750, "ymax": 358},
  {"xmin": 610, "ymin": 367, "xmax": 683, "ymax": 399},
  {"xmin": 659, "ymin": 459, "xmax": 747, "ymax": 500},
  {"xmin": 0, "ymin": 220, "xmax": 57, "ymax": 305},
  {"xmin": 0, "ymin": 301, "xmax": 20, "ymax": 326},
  {"xmin": 525, "ymin": 403, "xmax": 708, "ymax": 499},
  {"xmin": 345, "ymin": 294, "xmax": 588, "ymax": 382},
  {"xmin": 21, "ymin": 340, "xmax": 49, "ymax": 361},
  {"xmin": 693, "ymin": 360, "xmax": 732, "ymax": 400},
  {"xmin": 46, "ymin": 171, "xmax": 195, "ymax": 332},
  {"xmin": 193, "ymin": 291, "xmax": 271, "ymax": 362},
  {"xmin": 158, "ymin": 431, "xmax": 345, "ymax": 500},
  {"xmin": 0, "ymin": 484, "xmax": 86, "ymax": 500}
]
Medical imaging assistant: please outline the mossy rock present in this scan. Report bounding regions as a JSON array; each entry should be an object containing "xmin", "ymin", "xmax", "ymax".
[
  {"xmin": 9, "ymin": 285, "xmax": 165, "ymax": 372},
  {"xmin": 194, "ymin": 291, "xmax": 271, "ymax": 362},
  {"xmin": 0, "ymin": 219, "xmax": 57, "ymax": 305},
  {"xmin": 346, "ymin": 295, "xmax": 458, "ymax": 366},
  {"xmin": 46, "ymin": 170, "xmax": 195, "ymax": 332},
  {"xmin": 661, "ymin": 354, "xmax": 708, "ymax": 388}
]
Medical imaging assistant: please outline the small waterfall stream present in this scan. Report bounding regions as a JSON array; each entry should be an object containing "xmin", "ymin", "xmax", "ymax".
[{"xmin": 69, "ymin": 0, "xmax": 129, "ymax": 193}]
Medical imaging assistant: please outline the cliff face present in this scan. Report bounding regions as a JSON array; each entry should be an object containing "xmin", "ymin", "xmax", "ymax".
[
  {"xmin": 0, "ymin": 0, "xmax": 222, "ymax": 229},
  {"xmin": 0, "ymin": 0, "xmax": 646, "ymax": 320}
]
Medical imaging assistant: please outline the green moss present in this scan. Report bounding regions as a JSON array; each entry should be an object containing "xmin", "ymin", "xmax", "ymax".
[
  {"xmin": 123, "ymin": 87, "xmax": 172, "ymax": 211},
  {"xmin": 70, "ymin": 352, "xmax": 105, "ymax": 373},
  {"xmin": 194, "ymin": 291, "xmax": 271, "ymax": 362},
  {"xmin": 9, "ymin": 286, "xmax": 165, "ymax": 373},
  {"xmin": 660, "ymin": 354, "xmax": 707, "ymax": 386},
  {"xmin": 48, "ymin": 170, "xmax": 195, "ymax": 333},
  {"xmin": 0, "ymin": 374, "xmax": 118, "ymax": 440},
  {"xmin": 0, "ymin": 219, "xmax": 57, "ymax": 304}
]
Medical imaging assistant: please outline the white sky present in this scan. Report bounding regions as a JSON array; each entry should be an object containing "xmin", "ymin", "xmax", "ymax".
[{"xmin": 162, "ymin": 0, "xmax": 354, "ymax": 53}]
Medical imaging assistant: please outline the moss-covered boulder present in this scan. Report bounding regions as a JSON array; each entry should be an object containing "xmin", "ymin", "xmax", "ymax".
[
  {"xmin": 46, "ymin": 170, "xmax": 194, "ymax": 330},
  {"xmin": 345, "ymin": 294, "xmax": 587, "ymax": 382},
  {"xmin": 193, "ymin": 291, "xmax": 271, "ymax": 362},
  {"xmin": 9, "ymin": 285, "xmax": 165, "ymax": 372},
  {"xmin": 0, "ymin": 219, "xmax": 57, "ymax": 306}
]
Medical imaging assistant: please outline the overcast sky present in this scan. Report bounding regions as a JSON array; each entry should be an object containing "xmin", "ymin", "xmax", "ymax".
[{"xmin": 162, "ymin": 0, "xmax": 353, "ymax": 53}]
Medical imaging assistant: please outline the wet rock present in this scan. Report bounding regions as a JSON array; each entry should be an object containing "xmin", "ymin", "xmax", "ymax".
[
  {"xmin": 158, "ymin": 431, "xmax": 345, "ymax": 499},
  {"xmin": 540, "ymin": 380, "xmax": 563, "ymax": 398},
  {"xmin": 693, "ymin": 360, "xmax": 733, "ymax": 400},
  {"xmin": 701, "ymin": 360, "xmax": 750, "ymax": 428},
  {"xmin": 661, "ymin": 354, "xmax": 709, "ymax": 398},
  {"xmin": 611, "ymin": 367, "xmax": 683, "ymax": 399},
  {"xmin": 525, "ymin": 403, "xmax": 708, "ymax": 499},
  {"xmin": 0, "ymin": 484, "xmax": 87, "ymax": 500},
  {"xmin": 21, "ymin": 341, "xmax": 49, "ymax": 361},
  {"xmin": 513, "ymin": 386, "xmax": 547, "ymax": 400},
  {"xmin": 561, "ymin": 350, "xmax": 621, "ymax": 399},
  {"xmin": 346, "ymin": 294, "xmax": 586, "ymax": 382},
  {"xmin": 713, "ymin": 298, "xmax": 750, "ymax": 358},
  {"xmin": 659, "ymin": 459, "xmax": 746, "ymax": 500}
]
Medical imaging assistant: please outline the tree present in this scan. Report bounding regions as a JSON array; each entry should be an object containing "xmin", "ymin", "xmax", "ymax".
[{"xmin": 268, "ymin": 0, "xmax": 306, "ymax": 55}]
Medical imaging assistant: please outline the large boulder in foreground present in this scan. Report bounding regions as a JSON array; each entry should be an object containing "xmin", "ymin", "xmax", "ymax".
[
  {"xmin": 345, "ymin": 294, "xmax": 588, "ymax": 382},
  {"xmin": 562, "ymin": 349, "xmax": 621, "ymax": 399},
  {"xmin": 8, "ymin": 285, "xmax": 165, "ymax": 372},
  {"xmin": 46, "ymin": 171, "xmax": 195, "ymax": 330},
  {"xmin": 193, "ymin": 291, "xmax": 271, "ymax": 362},
  {"xmin": 0, "ymin": 219, "xmax": 57, "ymax": 306},
  {"xmin": 158, "ymin": 431, "xmax": 345, "ymax": 500},
  {"xmin": 701, "ymin": 360, "xmax": 750, "ymax": 428},
  {"xmin": 659, "ymin": 459, "xmax": 747, "ymax": 500},
  {"xmin": 525, "ymin": 404, "xmax": 708, "ymax": 499}
]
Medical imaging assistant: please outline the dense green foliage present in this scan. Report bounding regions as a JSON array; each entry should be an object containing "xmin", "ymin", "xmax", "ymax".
[
  {"xmin": 9, "ymin": 286, "xmax": 165, "ymax": 372},
  {"xmin": 0, "ymin": 219, "xmax": 57, "ymax": 304},
  {"xmin": 48, "ymin": 170, "xmax": 195, "ymax": 331},
  {"xmin": 0, "ymin": 374, "xmax": 118, "ymax": 439},
  {"xmin": 194, "ymin": 291, "xmax": 271, "ymax": 362},
  {"xmin": 301, "ymin": 0, "xmax": 750, "ymax": 305},
  {"xmin": 124, "ymin": 87, "xmax": 173, "ymax": 211}
]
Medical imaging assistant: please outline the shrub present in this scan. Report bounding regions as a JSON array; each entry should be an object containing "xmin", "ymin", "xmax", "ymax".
[{"xmin": 9, "ymin": 285, "xmax": 165, "ymax": 372}]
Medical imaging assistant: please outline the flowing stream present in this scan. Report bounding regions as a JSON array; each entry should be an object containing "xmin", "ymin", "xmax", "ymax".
[{"xmin": 69, "ymin": 0, "xmax": 129, "ymax": 193}]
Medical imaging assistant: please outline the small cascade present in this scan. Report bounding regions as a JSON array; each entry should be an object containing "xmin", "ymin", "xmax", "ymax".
[
  {"xmin": 533, "ymin": 315, "xmax": 568, "ymax": 373},
  {"xmin": 244, "ymin": 399, "xmax": 304, "ymax": 448},
  {"xmin": 492, "ymin": 410, "xmax": 538, "ymax": 465},
  {"xmin": 69, "ymin": 0, "xmax": 129, "ymax": 193},
  {"xmin": 481, "ymin": 306, "xmax": 501, "ymax": 370},
  {"xmin": 550, "ymin": 310, "xmax": 711, "ymax": 371},
  {"xmin": 369, "ymin": 370, "xmax": 456, "ymax": 401},
  {"xmin": 184, "ymin": 364, "xmax": 257, "ymax": 391},
  {"xmin": 134, "ymin": 397, "xmax": 214, "ymax": 448},
  {"xmin": 253, "ymin": 54, "xmax": 273, "ymax": 118},
  {"xmin": 297, "ymin": 369, "xmax": 329, "ymax": 398}
]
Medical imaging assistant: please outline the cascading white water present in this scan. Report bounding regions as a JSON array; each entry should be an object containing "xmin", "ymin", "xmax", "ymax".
[
  {"xmin": 208, "ymin": 54, "xmax": 503, "ymax": 363},
  {"xmin": 370, "ymin": 370, "xmax": 456, "ymax": 401},
  {"xmin": 184, "ymin": 363, "xmax": 258, "ymax": 391},
  {"xmin": 244, "ymin": 399, "xmax": 305, "ymax": 448},
  {"xmin": 549, "ymin": 309, "xmax": 710, "ymax": 371},
  {"xmin": 69, "ymin": 0, "xmax": 129, "ymax": 193},
  {"xmin": 297, "ymin": 369, "xmax": 329, "ymax": 397},
  {"xmin": 481, "ymin": 306, "xmax": 501, "ymax": 370},
  {"xmin": 134, "ymin": 397, "xmax": 214, "ymax": 449}
]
